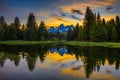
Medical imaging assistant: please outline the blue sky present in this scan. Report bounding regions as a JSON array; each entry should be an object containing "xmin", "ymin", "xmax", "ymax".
[{"xmin": 0, "ymin": 0, "xmax": 120, "ymax": 27}]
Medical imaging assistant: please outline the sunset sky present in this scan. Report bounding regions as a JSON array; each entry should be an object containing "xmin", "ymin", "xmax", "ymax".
[{"xmin": 0, "ymin": 0, "xmax": 120, "ymax": 28}]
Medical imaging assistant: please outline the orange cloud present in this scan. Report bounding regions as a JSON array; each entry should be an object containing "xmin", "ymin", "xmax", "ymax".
[
  {"xmin": 87, "ymin": 0, "xmax": 117, "ymax": 6},
  {"xmin": 45, "ymin": 17, "xmax": 82, "ymax": 28}
]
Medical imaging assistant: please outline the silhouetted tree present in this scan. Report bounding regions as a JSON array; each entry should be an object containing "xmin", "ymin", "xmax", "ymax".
[
  {"xmin": 107, "ymin": 19, "xmax": 118, "ymax": 41},
  {"xmin": 66, "ymin": 28, "xmax": 73, "ymax": 41},
  {"xmin": 115, "ymin": 16, "xmax": 120, "ymax": 40},
  {"xmin": 14, "ymin": 17, "xmax": 21, "ymax": 39},
  {"xmin": 0, "ymin": 16, "xmax": 7, "ymax": 40},
  {"xmin": 77, "ymin": 26, "xmax": 84, "ymax": 41},
  {"xmin": 25, "ymin": 13, "xmax": 37, "ymax": 40},
  {"xmin": 100, "ymin": 18, "xmax": 108, "ymax": 41},
  {"xmin": 0, "ymin": 16, "xmax": 6, "ymax": 29},
  {"xmin": 84, "ymin": 7, "xmax": 95, "ymax": 41},
  {"xmin": 37, "ymin": 21, "xmax": 46, "ymax": 40},
  {"xmin": 73, "ymin": 23, "xmax": 80, "ymax": 40}
]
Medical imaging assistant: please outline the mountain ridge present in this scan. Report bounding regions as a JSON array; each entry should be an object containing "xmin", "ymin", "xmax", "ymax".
[{"xmin": 48, "ymin": 24, "xmax": 74, "ymax": 33}]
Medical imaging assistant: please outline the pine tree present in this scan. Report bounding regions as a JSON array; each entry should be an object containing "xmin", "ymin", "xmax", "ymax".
[
  {"xmin": 14, "ymin": 17, "xmax": 21, "ymax": 40},
  {"xmin": 100, "ymin": 19, "xmax": 108, "ymax": 41},
  {"xmin": 115, "ymin": 16, "xmax": 120, "ymax": 40},
  {"xmin": 37, "ymin": 21, "xmax": 46, "ymax": 40},
  {"xmin": 97, "ymin": 13, "xmax": 101, "ymax": 25},
  {"xmin": 0, "ymin": 16, "xmax": 6, "ymax": 29},
  {"xmin": 83, "ymin": 7, "xmax": 95, "ymax": 41},
  {"xmin": 77, "ymin": 26, "xmax": 84, "ymax": 41},
  {"xmin": 66, "ymin": 28, "xmax": 73, "ymax": 41},
  {"xmin": 26, "ymin": 13, "xmax": 37, "ymax": 40},
  {"xmin": 20, "ymin": 24, "xmax": 26, "ymax": 40},
  {"xmin": 106, "ymin": 19, "xmax": 118, "ymax": 42},
  {"xmin": 110, "ymin": 19, "xmax": 118, "ymax": 42},
  {"xmin": 0, "ymin": 16, "xmax": 7, "ymax": 40},
  {"xmin": 73, "ymin": 23, "xmax": 79, "ymax": 40},
  {"xmin": 89, "ymin": 13, "xmax": 99, "ymax": 41}
]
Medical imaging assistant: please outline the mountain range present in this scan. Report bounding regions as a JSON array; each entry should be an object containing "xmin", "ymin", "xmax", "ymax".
[{"xmin": 48, "ymin": 24, "xmax": 74, "ymax": 33}]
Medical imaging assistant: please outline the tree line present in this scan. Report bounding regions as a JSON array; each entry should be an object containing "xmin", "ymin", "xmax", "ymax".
[
  {"xmin": 67, "ymin": 7, "xmax": 120, "ymax": 42},
  {"xmin": 0, "ymin": 7, "xmax": 120, "ymax": 42},
  {"xmin": 0, "ymin": 13, "xmax": 49, "ymax": 41}
]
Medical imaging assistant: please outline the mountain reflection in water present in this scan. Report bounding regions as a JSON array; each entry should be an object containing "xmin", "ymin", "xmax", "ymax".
[{"xmin": 0, "ymin": 45, "xmax": 120, "ymax": 80}]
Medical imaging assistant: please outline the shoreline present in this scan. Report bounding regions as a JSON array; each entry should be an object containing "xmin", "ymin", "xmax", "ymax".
[{"xmin": 0, "ymin": 41, "xmax": 120, "ymax": 48}]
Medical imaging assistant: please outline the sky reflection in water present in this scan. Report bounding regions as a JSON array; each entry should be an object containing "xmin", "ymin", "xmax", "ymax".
[{"xmin": 0, "ymin": 45, "xmax": 120, "ymax": 80}]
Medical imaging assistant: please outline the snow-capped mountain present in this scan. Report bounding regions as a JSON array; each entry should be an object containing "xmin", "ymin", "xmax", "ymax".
[{"xmin": 48, "ymin": 24, "xmax": 74, "ymax": 33}]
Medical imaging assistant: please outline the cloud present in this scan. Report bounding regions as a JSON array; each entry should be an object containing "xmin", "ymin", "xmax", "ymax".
[
  {"xmin": 60, "ymin": 3, "xmax": 100, "ymax": 14},
  {"xmin": 56, "ymin": 18, "xmax": 69, "ymax": 22},
  {"xmin": 87, "ymin": 0, "xmax": 118, "ymax": 6},
  {"xmin": 51, "ymin": 11, "xmax": 68, "ymax": 19},
  {"xmin": 59, "ymin": 0, "xmax": 118, "ymax": 13},
  {"xmin": 71, "ymin": 15, "xmax": 82, "ymax": 20},
  {"xmin": 106, "ymin": 6, "xmax": 113, "ymax": 11},
  {"xmin": 71, "ymin": 9, "xmax": 84, "ymax": 15},
  {"xmin": 0, "ymin": 0, "xmax": 9, "ymax": 12},
  {"xmin": 52, "ymin": 10, "xmax": 83, "ymax": 21},
  {"xmin": 60, "ymin": 12, "xmax": 67, "ymax": 17}
]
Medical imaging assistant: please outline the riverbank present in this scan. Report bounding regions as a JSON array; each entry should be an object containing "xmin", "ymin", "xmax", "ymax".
[
  {"xmin": 66, "ymin": 41, "xmax": 120, "ymax": 48},
  {"xmin": 0, "ymin": 41, "xmax": 120, "ymax": 48},
  {"xmin": 0, "ymin": 41, "xmax": 57, "ymax": 45}
]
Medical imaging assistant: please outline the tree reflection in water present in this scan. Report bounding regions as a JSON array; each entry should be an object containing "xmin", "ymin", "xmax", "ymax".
[{"xmin": 0, "ymin": 45, "xmax": 120, "ymax": 78}]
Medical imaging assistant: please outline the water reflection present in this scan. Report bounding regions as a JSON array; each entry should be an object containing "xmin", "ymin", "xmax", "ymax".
[
  {"xmin": 0, "ymin": 45, "xmax": 120, "ymax": 80},
  {"xmin": 67, "ymin": 46, "xmax": 120, "ymax": 78}
]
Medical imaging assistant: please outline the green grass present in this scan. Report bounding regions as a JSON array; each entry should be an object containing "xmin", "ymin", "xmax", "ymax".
[
  {"xmin": 66, "ymin": 41, "xmax": 120, "ymax": 48},
  {"xmin": 0, "ymin": 41, "xmax": 57, "ymax": 45},
  {"xmin": 1, "ymin": 41, "xmax": 120, "ymax": 48}
]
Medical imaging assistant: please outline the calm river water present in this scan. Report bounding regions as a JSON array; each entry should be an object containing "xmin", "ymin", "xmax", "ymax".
[{"xmin": 0, "ymin": 44, "xmax": 120, "ymax": 80}]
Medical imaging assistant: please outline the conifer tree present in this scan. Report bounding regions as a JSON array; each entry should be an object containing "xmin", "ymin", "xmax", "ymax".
[
  {"xmin": 14, "ymin": 17, "xmax": 21, "ymax": 40},
  {"xmin": 115, "ymin": 16, "xmax": 120, "ymax": 40},
  {"xmin": 26, "ymin": 13, "xmax": 37, "ymax": 40},
  {"xmin": 84, "ymin": 7, "xmax": 95, "ymax": 41},
  {"xmin": 77, "ymin": 26, "xmax": 84, "ymax": 41},
  {"xmin": 38, "ymin": 21, "xmax": 46, "ymax": 40}
]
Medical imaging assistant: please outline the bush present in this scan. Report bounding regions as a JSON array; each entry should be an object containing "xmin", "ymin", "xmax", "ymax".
[{"xmin": 51, "ymin": 37, "xmax": 58, "ymax": 41}]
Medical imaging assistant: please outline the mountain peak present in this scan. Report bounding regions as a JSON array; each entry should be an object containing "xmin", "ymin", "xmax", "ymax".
[{"xmin": 48, "ymin": 24, "xmax": 74, "ymax": 33}]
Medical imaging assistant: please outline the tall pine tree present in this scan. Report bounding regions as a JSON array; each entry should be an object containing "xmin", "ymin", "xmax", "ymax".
[
  {"xmin": 26, "ymin": 13, "xmax": 37, "ymax": 40},
  {"xmin": 83, "ymin": 7, "xmax": 95, "ymax": 41}
]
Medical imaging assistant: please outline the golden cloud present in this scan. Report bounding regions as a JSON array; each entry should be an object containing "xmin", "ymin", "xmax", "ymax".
[
  {"xmin": 87, "ymin": 0, "xmax": 117, "ymax": 6},
  {"xmin": 45, "ymin": 17, "xmax": 83, "ymax": 28}
]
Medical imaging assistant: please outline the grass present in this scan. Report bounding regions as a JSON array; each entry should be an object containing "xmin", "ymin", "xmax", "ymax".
[
  {"xmin": 0, "ymin": 41, "xmax": 57, "ymax": 45},
  {"xmin": 0, "ymin": 41, "xmax": 120, "ymax": 48},
  {"xmin": 66, "ymin": 41, "xmax": 120, "ymax": 48}
]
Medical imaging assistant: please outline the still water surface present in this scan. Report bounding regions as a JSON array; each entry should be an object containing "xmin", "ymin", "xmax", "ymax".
[{"xmin": 0, "ymin": 44, "xmax": 120, "ymax": 80}]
